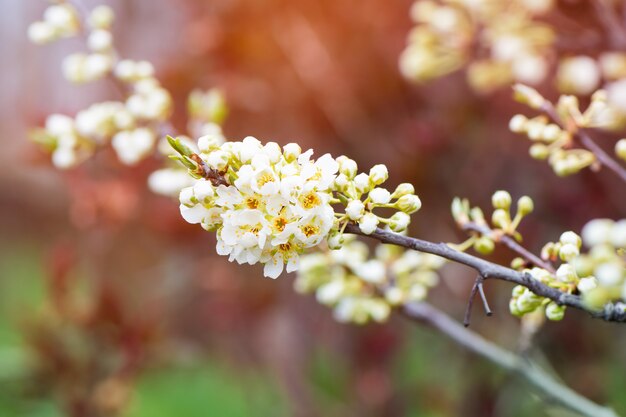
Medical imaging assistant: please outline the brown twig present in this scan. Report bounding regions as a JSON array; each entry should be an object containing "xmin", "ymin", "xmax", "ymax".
[
  {"xmin": 189, "ymin": 154, "xmax": 230, "ymax": 187},
  {"xmin": 463, "ymin": 275, "xmax": 492, "ymax": 327},
  {"xmin": 345, "ymin": 223, "xmax": 626, "ymax": 323}
]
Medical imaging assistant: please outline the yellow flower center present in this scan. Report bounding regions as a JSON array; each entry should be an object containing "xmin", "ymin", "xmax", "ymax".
[{"xmin": 299, "ymin": 191, "xmax": 321, "ymax": 209}]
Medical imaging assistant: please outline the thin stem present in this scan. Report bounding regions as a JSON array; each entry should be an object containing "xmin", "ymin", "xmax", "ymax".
[
  {"xmin": 403, "ymin": 302, "xmax": 619, "ymax": 417},
  {"xmin": 463, "ymin": 222, "xmax": 556, "ymax": 273},
  {"xmin": 463, "ymin": 275, "xmax": 492, "ymax": 327},
  {"xmin": 344, "ymin": 223, "xmax": 626, "ymax": 323},
  {"xmin": 578, "ymin": 129, "xmax": 626, "ymax": 183}
]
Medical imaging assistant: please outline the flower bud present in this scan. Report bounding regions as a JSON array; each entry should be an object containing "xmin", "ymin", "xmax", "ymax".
[
  {"xmin": 385, "ymin": 287, "xmax": 404, "ymax": 305},
  {"xmin": 577, "ymin": 276, "xmax": 598, "ymax": 293},
  {"xmin": 282, "ymin": 143, "xmax": 301, "ymax": 162},
  {"xmin": 369, "ymin": 164, "xmax": 389, "ymax": 185},
  {"xmin": 511, "ymin": 257, "xmax": 526, "ymax": 270},
  {"xmin": 206, "ymin": 150, "xmax": 229, "ymax": 171},
  {"xmin": 338, "ymin": 157, "xmax": 358, "ymax": 178},
  {"xmin": 545, "ymin": 302, "xmax": 566, "ymax": 321},
  {"xmin": 88, "ymin": 5, "xmax": 115, "ymax": 29},
  {"xmin": 87, "ymin": 29, "xmax": 113, "ymax": 52},
  {"xmin": 354, "ymin": 173, "xmax": 371, "ymax": 194},
  {"xmin": 392, "ymin": 183, "xmax": 415, "ymax": 198},
  {"xmin": 397, "ymin": 194, "xmax": 422, "ymax": 214},
  {"xmin": 491, "ymin": 209, "xmax": 510, "ymax": 228},
  {"xmin": 615, "ymin": 138, "xmax": 626, "ymax": 162},
  {"xmin": 334, "ymin": 173, "xmax": 349, "ymax": 191},
  {"xmin": 559, "ymin": 231, "xmax": 582, "ymax": 248},
  {"xmin": 346, "ymin": 200, "xmax": 365, "ymax": 220},
  {"xmin": 327, "ymin": 230, "xmax": 345, "ymax": 250},
  {"xmin": 556, "ymin": 264, "xmax": 577, "ymax": 282},
  {"xmin": 198, "ymin": 133, "xmax": 225, "ymax": 152},
  {"xmin": 516, "ymin": 196, "xmax": 534, "ymax": 216},
  {"xmin": 369, "ymin": 188, "xmax": 392, "ymax": 204},
  {"xmin": 529, "ymin": 144, "xmax": 550, "ymax": 160},
  {"xmin": 389, "ymin": 212, "xmax": 410, "ymax": 232},
  {"xmin": 28, "ymin": 21, "xmax": 56, "ymax": 44},
  {"xmin": 516, "ymin": 290, "xmax": 542, "ymax": 313},
  {"xmin": 542, "ymin": 124, "xmax": 561, "ymax": 142},
  {"xmin": 492, "ymin": 190, "xmax": 512, "ymax": 210},
  {"xmin": 359, "ymin": 213, "xmax": 379, "ymax": 235},
  {"xmin": 559, "ymin": 243, "xmax": 579, "ymax": 261},
  {"xmin": 513, "ymin": 84, "xmax": 546, "ymax": 109},
  {"xmin": 474, "ymin": 236, "xmax": 495, "ymax": 255},
  {"xmin": 509, "ymin": 114, "xmax": 528, "ymax": 133}
]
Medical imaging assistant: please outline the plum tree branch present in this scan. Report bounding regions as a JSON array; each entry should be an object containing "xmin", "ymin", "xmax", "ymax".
[
  {"xmin": 344, "ymin": 223, "xmax": 626, "ymax": 323},
  {"xmin": 402, "ymin": 302, "xmax": 619, "ymax": 417}
]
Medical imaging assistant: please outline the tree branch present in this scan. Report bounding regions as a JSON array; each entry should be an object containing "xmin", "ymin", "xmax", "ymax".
[
  {"xmin": 402, "ymin": 302, "xmax": 619, "ymax": 417},
  {"xmin": 462, "ymin": 222, "xmax": 556, "ymax": 273},
  {"xmin": 344, "ymin": 223, "xmax": 626, "ymax": 323}
]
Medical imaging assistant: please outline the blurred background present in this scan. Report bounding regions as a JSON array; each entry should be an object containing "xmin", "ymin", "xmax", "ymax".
[{"xmin": 2, "ymin": 0, "xmax": 626, "ymax": 416}]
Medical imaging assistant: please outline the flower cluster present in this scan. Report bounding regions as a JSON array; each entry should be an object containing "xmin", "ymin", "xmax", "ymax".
[
  {"xmin": 451, "ymin": 191, "xmax": 534, "ymax": 255},
  {"xmin": 175, "ymin": 136, "xmax": 338, "ymax": 278},
  {"xmin": 295, "ymin": 237, "xmax": 444, "ymax": 324},
  {"xmin": 510, "ymin": 85, "xmax": 626, "ymax": 176},
  {"xmin": 28, "ymin": 2, "xmax": 174, "ymax": 169},
  {"xmin": 399, "ymin": 0, "xmax": 555, "ymax": 93},
  {"xmin": 170, "ymin": 133, "xmax": 423, "ymax": 278},
  {"xmin": 509, "ymin": 219, "xmax": 626, "ymax": 320}
]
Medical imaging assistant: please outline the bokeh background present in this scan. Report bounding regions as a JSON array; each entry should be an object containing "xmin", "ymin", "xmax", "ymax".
[{"xmin": 2, "ymin": 0, "xmax": 626, "ymax": 416}]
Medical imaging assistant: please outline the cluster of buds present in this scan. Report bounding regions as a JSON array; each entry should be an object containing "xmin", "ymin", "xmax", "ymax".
[
  {"xmin": 451, "ymin": 191, "xmax": 534, "ymax": 255},
  {"xmin": 399, "ymin": 0, "xmax": 555, "ymax": 93},
  {"xmin": 169, "ymin": 134, "xmax": 423, "ymax": 279},
  {"xmin": 28, "ymin": 2, "xmax": 80, "ymax": 44},
  {"xmin": 335, "ymin": 158, "xmax": 421, "ymax": 236},
  {"xmin": 28, "ymin": 3, "xmax": 176, "ymax": 169},
  {"xmin": 510, "ymin": 220, "xmax": 625, "ymax": 320},
  {"xmin": 557, "ymin": 53, "xmax": 626, "ymax": 98},
  {"xmin": 510, "ymin": 85, "xmax": 626, "ymax": 176},
  {"xmin": 295, "ymin": 237, "xmax": 444, "ymax": 324}
]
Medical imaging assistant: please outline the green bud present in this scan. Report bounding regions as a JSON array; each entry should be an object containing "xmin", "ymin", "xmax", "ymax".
[
  {"xmin": 516, "ymin": 196, "xmax": 534, "ymax": 216},
  {"xmin": 492, "ymin": 190, "xmax": 512, "ymax": 210},
  {"xmin": 529, "ymin": 144, "xmax": 550, "ymax": 160},
  {"xmin": 392, "ymin": 183, "xmax": 415, "ymax": 198},
  {"xmin": 511, "ymin": 257, "xmax": 526, "ymax": 270},
  {"xmin": 545, "ymin": 302, "xmax": 566, "ymax": 321},
  {"xmin": 513, "ymin": 84, "xmax": 546, "ymax": 109},
  {"xmin": 474, "ymin": 236, "xmax": 495, "ymax": 255},
  {"xmin": 397, "ymin": 194, "xmax": 422, "ymax": 214},
  {"xmin": 491, "ymin": 208, "xmax": 510, "ymax": 229}
]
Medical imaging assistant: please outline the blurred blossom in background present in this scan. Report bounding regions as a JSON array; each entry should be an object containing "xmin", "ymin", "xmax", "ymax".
[{"xmin": 2, "ymin": 0, "xmax": 626, "ymax": 416}]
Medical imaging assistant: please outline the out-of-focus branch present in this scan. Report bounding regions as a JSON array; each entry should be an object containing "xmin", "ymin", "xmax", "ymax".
[
  {"xmin": 462, "ymin": 222, "xmax": 556, "ymax": 273},
  {"xmin": 344, "ymin": 223, "xmax": 626, "ymax": 323},
  {"xmin": 592, "ymin": 0, "xmax": 626, "ymax": 49},
  {"xmin": 402, "ymin": 302, "xmax": 619, "ymax": 417},
  {"xmin": 541, "ymin": 103, "xmax": 626, "ymax": 184}
]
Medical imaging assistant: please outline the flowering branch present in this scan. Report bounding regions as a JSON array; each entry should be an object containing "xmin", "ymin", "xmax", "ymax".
[
  {"xmin": 344, "ymin": 223, "xmax": 626, "ymax": 323},
  {"xmin": 402, "ymin": 302, "xmax": 619, "ymax": 417},
  {"xmin": 540, "ymin": 101, "xmax": 626, "ymax": 183}
]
